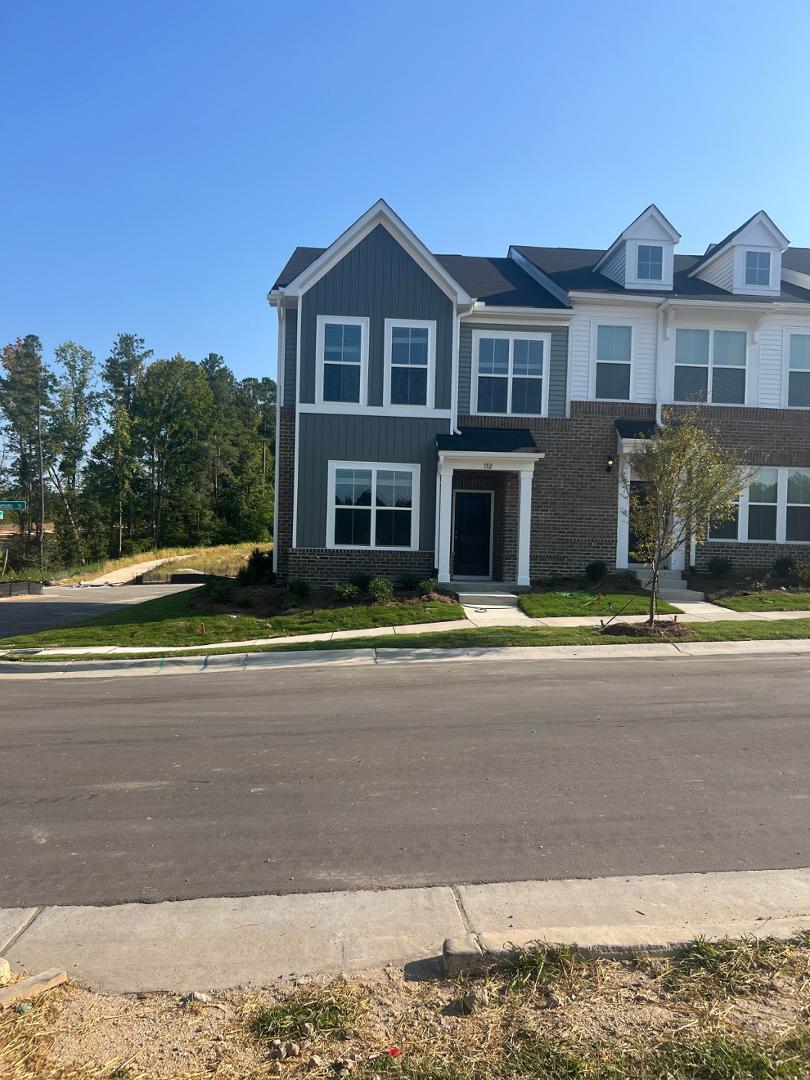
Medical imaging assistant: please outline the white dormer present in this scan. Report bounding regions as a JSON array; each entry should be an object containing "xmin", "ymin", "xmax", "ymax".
[
  {"xmin": 594, "ymin": 205, "xmax": 680, "ymax": 291},
  {"xmin": 689, "ymin": 211, "xmax": 789, "ymax": 297}
]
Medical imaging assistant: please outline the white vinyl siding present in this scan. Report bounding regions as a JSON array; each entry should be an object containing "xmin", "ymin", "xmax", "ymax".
[
  {"xmin": 570, "ymin": 307, "xmax": 657, "ymax": 403},
  {"xmin": 696, "ymin": 249, "xmax": 735, "ymax": 292},
  {"xmin": 600, "ymin": 244, "xmax": 626, "ymax": 286}
]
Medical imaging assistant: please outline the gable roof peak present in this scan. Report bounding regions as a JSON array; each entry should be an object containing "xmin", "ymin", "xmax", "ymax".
[
  {"xmin": 594, "ymin": 204, "xmax": 681, "ymax": 273},
  {"xmin": 688, "ymin": 210, "xmax": 789, "ymax": 277}
]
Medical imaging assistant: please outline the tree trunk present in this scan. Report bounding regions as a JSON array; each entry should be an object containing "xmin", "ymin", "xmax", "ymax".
[
  {"xmin": 36, "ymin": 373, "xmax": 46, "ymax": 570},
  {"xmin": 48, "ymin": 465, "xmax": 83, "ymax": 560},
  {"xmin": 647, "ymin": 566, "xmax": 659, "ymax": 625}
]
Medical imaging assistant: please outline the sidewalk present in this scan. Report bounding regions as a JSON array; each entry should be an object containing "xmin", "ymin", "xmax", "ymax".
[
  {"xmin": 3, "ymin": 596, "xmax": 810, "ymax": 659},
  {"xmin": 2, "ymin": 868, "xmax": 808, "ymax": 992}
]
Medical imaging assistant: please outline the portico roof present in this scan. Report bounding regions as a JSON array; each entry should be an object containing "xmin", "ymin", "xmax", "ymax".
[{"xmin": 436, "ymin": 428, "xmax": 541, "ymax": 454}]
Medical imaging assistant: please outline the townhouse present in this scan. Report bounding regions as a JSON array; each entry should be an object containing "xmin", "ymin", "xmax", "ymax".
[{"xmin": 268, "ymin": 201, "xmax": 810, "ymax": 586}]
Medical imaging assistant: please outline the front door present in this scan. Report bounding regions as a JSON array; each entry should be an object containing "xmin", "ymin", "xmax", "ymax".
[{"xmin": 453, "ymin": 491, "xmax": 492, "ymax": 577}]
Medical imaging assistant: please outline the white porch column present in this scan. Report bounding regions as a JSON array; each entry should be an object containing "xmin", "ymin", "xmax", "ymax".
[
  {"xmin": 437, "ymin": 466, "xmax": 453, "ymax": 583},
  {"xmin": 615, "ymin": 457, "xmax": 631, "ymax": 569},
  {"xmin": 517, "ymin": 467, "xmax": 534, "ymax": 587}
]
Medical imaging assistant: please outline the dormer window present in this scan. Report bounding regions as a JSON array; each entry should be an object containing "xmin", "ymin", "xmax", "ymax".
[
  {"xmin": 745, "ymin": 250, "xmax": 771, "ymax": 287},
  {"xmin": 637, "ymin": 245, "xmax": 663, "ymax": 281}
]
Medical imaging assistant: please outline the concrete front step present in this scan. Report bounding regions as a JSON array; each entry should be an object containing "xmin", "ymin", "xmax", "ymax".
[{"xmin": 458, "ymin": 594, "xmax": 519, "ymax": 609}]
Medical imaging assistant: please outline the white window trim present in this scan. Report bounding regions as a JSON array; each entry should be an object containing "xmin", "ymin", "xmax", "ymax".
[
  {"xmin": 707, "ymin": 466, "xmax": 810, "ymax": 545},
  {"xmin": 673, "ymin": 328, "xmax": 747, "ymax": 405},
  {"xmin": 635, "ymin": 243, "xmax": 664, "ymax": 283},
  {"xmin": 382, "ymin": 318, "xmax": 436, "ymax": 410},
  {"xmin": 782, "ymin": 327, "xmax": 810, "ymax": 409},
  {"xmin": 591, "ymin": 320, "xmax": 634, "ymax": 402},
  {"xmin": 732, "ymin": 244, "xmax": 780, "ymax": 295},
  {"xmin": 470, "ymin": 329, "xmax": 551, "ymax": 417},
  {"xmin": 315, "ymin": 315, "xmax": 370, "ymax": 407},
  {"xmin": 624, "ymin": 238, "xmax": 674, "ymax": 290},
  {"xmin": 326, "ymin": 460, "xmax": 421, "ymax": 551},
  {"xmin": 744, "ymin": 249, "xmax": 772, "ymax": 288}
]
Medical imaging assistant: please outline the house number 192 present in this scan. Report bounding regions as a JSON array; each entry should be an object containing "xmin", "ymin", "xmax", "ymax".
[{"xmin": 483, "ymin": 462, "xmax": 493, "ymax": 469}]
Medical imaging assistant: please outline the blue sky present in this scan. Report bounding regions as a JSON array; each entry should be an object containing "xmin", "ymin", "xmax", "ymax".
[{"xmin": 2, "ymin": 0, "xmax": 809, "ymax": 382}]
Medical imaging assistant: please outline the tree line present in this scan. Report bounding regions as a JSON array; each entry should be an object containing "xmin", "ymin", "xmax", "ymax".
[{"xmin": 0, "ymin": 333, "xmax": 276, "ymax": 571}]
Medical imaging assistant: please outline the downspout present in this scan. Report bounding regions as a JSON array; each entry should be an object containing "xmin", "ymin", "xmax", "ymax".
[
  {"xmin": 452, "ymin": 300, "xmax": 477, "ymax": 434},
  {"xmin": 655, "ymin": 299, "xmax": 669, "ymax": 427}
]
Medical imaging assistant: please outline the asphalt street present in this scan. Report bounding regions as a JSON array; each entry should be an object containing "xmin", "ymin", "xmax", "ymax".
[
  {"xmin": 0, "ymin": 584, "xmax": 195, "ymax": 639},
  {"xmin": 2, "ymin": 654, "xmax": 808, "ymax": 907}
]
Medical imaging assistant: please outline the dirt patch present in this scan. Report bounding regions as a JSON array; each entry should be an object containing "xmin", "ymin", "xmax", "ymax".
[
  {"xmin": 601, "ymin": 619, "xmax": 696, "ymax": 640},
  {"xmin": 3, "ymin": 938, "xmax": 809, "ymax": 1079}
]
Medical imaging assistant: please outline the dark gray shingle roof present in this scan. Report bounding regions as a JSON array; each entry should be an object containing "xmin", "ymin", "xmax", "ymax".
[{"xmin": 437, "ymin": 428, "xmax": 540, "ymax": 454}]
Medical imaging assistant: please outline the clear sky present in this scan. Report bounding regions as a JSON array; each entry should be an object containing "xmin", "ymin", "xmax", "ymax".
[{"xmin": 2, "ymin": 0, "xmax": 809, "ymax": 382}]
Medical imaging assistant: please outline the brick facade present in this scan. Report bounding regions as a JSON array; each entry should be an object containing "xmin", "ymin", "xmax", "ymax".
[
  {"xmin": 287, "ymin": 548, "xmax": 435, "ymax": 585},
  {"xmin": 275, "ymin": 407, "xmax": 296, "ymax": 578}
]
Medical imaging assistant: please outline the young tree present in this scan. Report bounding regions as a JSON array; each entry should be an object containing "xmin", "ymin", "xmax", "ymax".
[
  {"xmin": 102, "ymin": 333, "xmax": 152, "ymax": 540},
  {"xmin": 626, "ymin": 409, "xmax": 750, "ymax": 623}
]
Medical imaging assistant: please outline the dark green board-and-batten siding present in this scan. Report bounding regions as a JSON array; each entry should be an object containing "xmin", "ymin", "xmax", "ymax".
[
  {"xmin": 298, "ymin": 225, "xmax": 454, "ymax": 408},
  {"xmin": 283, "ymin": 308, "xmax": 298, "ymax": 407},
  {"xmin": 458, "ymin": 324, "xmax": 569, "ymax": 418},
  {"xmin": 295, "ymin": 413, "xmax": 450, "ymax": 550}
]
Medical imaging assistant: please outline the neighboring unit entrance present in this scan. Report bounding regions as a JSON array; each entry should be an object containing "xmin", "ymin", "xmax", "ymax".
[
  {"xmin": 453, "ymin": 491, "xmax": 492, "ymax": 577},
  {"xmin": 627, "ymin": 480, "xmax": 648, "ymax": 564}
]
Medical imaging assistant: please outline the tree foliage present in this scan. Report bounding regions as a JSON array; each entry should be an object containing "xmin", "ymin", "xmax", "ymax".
[
  {"xmin": 0, "ymin": 331, "xmax": 275, "ymax": 572},
  {"xmin": 626, "ymin": 409, "xmax": 750, "ymax": 622}
]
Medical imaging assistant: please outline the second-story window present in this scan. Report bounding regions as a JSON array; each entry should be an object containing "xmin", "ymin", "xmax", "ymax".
[
  {"xmin": 472, "ymin": 331, "xmax": 548, "ymax": 416},
  {"xmin": 788, "ymin": 334, "xmax": 810, "ymax": 407},
  {"xmin": 745, "ymin": 250, "xmax": 771, "ymax": 287},
  {"xmin": 595, "ymin": 324, "xmax": 632, "ymax": 400},
  {"xmin": 637, "ymin": 244, "xmax": 663, "ymax": 281},
  {"xmin": 384, "ymin": 319, "xmax": 435, "ymax": 408},
  {"xmin": 316, "ymin": 315, "xmax": 368, "ymax": 405},
  {"xmin": 674, "ymin": 328, "xmax": 746, "ymax": 405}
]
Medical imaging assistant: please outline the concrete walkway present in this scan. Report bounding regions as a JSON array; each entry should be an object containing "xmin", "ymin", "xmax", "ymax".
[
  {"xmin": 3, "ymin": 595, "xmax": 810, "ymax": 659},
  {"xmin": 2, "ymin": 868, "xmax": 807, "ymax": 992}
]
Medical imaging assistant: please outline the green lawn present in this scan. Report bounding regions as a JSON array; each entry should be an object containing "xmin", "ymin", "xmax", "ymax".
[
  {"xmin": 519, "ymin": 590, "xmax": 679, "ymax": 617},
  {"xmin": 0, "ymin": 587, "xmax": 464, "ymax": 648},
  {"xmin": 18, "ymin": 615, "xmax": 810, "ymax": 662},
  {"xmin": 713, "ymin": 590, "xmax": 810, "ymax": 612}
]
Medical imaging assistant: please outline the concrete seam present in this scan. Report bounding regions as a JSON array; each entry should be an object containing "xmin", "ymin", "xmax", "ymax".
[
  {"xmin": 1, "ymin": 907, "xmax": 42, "ymax": 954},
  {"xmin": 449, "ymin": 885, "xmax": 482, "ymax": 948}
]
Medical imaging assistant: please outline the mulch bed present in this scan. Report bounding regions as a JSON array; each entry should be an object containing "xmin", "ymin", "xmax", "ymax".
[{"xmin": 601, "ymin": 619, "xmax": 696, "ymax": 640}]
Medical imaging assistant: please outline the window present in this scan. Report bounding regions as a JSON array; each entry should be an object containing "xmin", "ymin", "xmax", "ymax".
[
  {"xmin": 472, "ymin": 331, "xmax": 549, "ymax": 416},
  {"xmin": 595, "ymin": 324, "xmax": 632, "ymax": 400},
  {"xmin": 744, "ymin": 250, "xmax": 771, "ymax": 287},
  {"xmin": 709, "ymin": 495, "xmax": 739, "ymax": 540},
  {"xmin": 384, "ymin": 320, "xmax": 435, "ymax": 407},
  {"xmin": 788, "ymin": 334, "xmax": 810, "ymax": 408},
  {"xmin": 673, "ymin": 328, "xmax": 746, "ymax": 405},
  {"xmin": 747, "ymin": 468, "xmax": 778, "ymax": 540},
  {"xmin": 787, "ymin": 469, "xmax": 810, "ymax": 542},
  {"xmin": 316, "ymin": 316, "xmax": 368, "ymax": 405},
  {"xmin": 637, "ymin": 244, "xmax": 663, "ymax": 281},
  {"xmin": 327, "ymin": 461, "xmax": 419, "ymax": 549}
]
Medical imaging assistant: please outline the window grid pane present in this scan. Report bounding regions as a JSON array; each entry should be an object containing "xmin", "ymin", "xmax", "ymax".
[
  {"xmin": 596, "ymin": 362, "xmax": 631, "ymax": 400},
  {"xmin": 674, "ymin": 366, "xmax": 708, "ymax": 403},
  {"xmin": 391, "ymin": 326, "xmax": 429, "ymax": 367},
  {"xmin": 745, "ymin": 250, "xmax": 770, "ymax": 286},
  {"xmin": 790, "ymin": 335, "xmax": 810, "ymax": 371},
  {"xmin": 597, "ymin": 325, "xmax": 632, "ymax": 363},
  {"xmin": 637, "ymin": 244, "xmax": 663, "ymax": 280},
  {"xmin": 675, "ymin": 329, "xmax": 710, "ymax": 365}
]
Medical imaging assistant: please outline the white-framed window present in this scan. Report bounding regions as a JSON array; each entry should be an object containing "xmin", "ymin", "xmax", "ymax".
[
  {"xmin": 326, "ymin": 460, "xmax": 420, "ymax": 550},
  {"xmin": 673, "ymin": 328, "xmax": 746, "ymax": 405},
  {"xmin": 595, "ymin": 324, "xmax": 632, "ymax": 401},
  {"xmin": 471, "ymin": 330, "xmax": 551, "ymax": 416},
  {"xmin": 787, "ymin": 334, "xmax": 810, "ymax": 408},
  {"xmin": 745, "ymin": 250, "xmax": 771, "ymax": 287},
  {"xmin": 707, "ymin": 466, "xmax": 810, "ymax": 545},
  {"xmin": 315, "ymin": 315, "xmax": 369, "ymax": 406},
  {"xmin": 637, "ymin": 244, "xmax": 663, "ymax": 281},
  {"xmin": 383, "ymin": 319, "xmax": 435, "ymax": 408}
]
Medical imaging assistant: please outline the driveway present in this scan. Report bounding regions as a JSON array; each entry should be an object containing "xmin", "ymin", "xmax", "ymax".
[
  {"xmin": 0, "ymin": 584, "xmax": 197, "ymax": 639},
  {"xmin": 1, "ymin": 654, "xmax": 808, "ymax": 906}
]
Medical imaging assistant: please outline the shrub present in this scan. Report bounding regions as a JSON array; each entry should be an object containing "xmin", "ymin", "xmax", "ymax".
[
  {"xmin": 367, "ymin": 576, "xmax": 394, "ymax": 603},
  {"xmin": 792, "ymin": 561, "xmax": 810, "ymax": 587},
  {"xmin": 205, "ymin": 577, "xmax": 234, "ymax": 604},
  {"xmin": 707, "ymin": 556, "xmax": 732, "ymax": 579},
  {"xmin": 584, "ymin": 560, "xmax": 608, "ymax": 585},
  {"xmin": 235, "ymin": 593, "xmax": 255, "ymax": 609},
  {"xmin": 334, "ymin": 582, "xmax": 362, "ymax": 603},
  {"xmin": 280, "ymin": 591, "xmax": 298, "ymax": 611},
  {"xmin": 417, "ymin": 578, "xmax": 439, "ymax": 597},
  {"xmin": 772, "ymin": 555, "xmax": 796, "ymax": 579},
  {"xmin": 287, "ymin": 577, "xmax": 310, "ymax": 599},
  {"xmin": 396, "ymin": 572, "xmax": 421, "ymax": 591},
  {"xmin": 349, "ymin": 572, "xmax": 372, "ymax": 591},
  {"xmin": 237, "ymin": 546, "xmax": 274, "ymax": 585}
]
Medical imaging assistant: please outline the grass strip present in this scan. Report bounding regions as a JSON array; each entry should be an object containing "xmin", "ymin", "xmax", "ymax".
[{"xmin": 519, "ymin": 590, "xmax": 679, "ymax": 617}]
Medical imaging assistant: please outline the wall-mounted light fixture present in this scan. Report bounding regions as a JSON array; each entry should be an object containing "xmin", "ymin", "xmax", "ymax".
[{"xmin": 606, "ymin": 455, "xmax": 615, "ymax": 473}]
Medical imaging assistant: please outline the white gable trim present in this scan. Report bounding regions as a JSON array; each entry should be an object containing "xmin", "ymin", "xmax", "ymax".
[
  {"xmin": 594, "ymin": 204, "xmax": 681, "ymax": 274},
  {"xmin": 283, "ymin": 199, "xmax": 473, "ymax": 305},
  {"xmin": 506, "ymin": 247, "xmax": 571, "ymax": 307},
  {"xmin": 688, "ymin": 211, "xmax": 790, "ymax": 279}
]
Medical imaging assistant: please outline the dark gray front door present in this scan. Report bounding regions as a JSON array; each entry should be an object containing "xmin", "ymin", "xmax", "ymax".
[{"xmin": 453, "ymin": 491, "xmax": 492, "ymax": 577}]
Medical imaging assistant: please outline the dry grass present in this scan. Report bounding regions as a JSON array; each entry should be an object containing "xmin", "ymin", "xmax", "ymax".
[{"xmin": 2, "ymin": 936, "xmax": 809, "ymax": 1079}]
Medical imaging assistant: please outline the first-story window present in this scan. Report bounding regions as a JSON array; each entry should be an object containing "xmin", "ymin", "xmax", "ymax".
[
  {"xmin": 788, "ymin": 334, "xmax": 810, "ymax": 408},
  {"xmin": 708, "ymin": 466, "xmax": 810, "ymax": 545},
  {"xmin": 674, "ymin": 328, "xmax": 746, "ymax": 405},
  {"xmin": 472, "ymin": 331, "xmax": 548, "ymax": 416},
  {"xmin": 385, "ymin": 319, "xmax": 435, "ymax": 407},
  {"xmin": 316, "ymin": 316, "xmax": 368, "ymax": 405},
  {"xmin": 595, "ymin": 324, "xmax": 632, "ymax": 400},
  {"xmin": 328, "ymin": 462, "xmax": 418, "ymax": 549}
]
